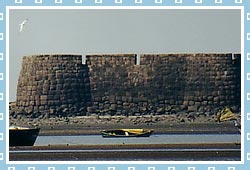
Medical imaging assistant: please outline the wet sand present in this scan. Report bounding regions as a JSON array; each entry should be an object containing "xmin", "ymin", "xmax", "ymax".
[
  {"xmin": 39, "ymin": 122, "xmax": 239, "ymax": 136},
  {"xmin": 10, "ymin": 115, "xmax": 240, "ymax": 135}
]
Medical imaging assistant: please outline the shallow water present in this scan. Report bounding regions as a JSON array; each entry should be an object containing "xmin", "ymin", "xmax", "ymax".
[{"xmin": 34, "ymin": 134, "xmax": 241, "ymax": 146}]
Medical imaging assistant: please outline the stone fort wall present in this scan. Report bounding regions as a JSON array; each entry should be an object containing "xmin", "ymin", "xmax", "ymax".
[{"xmin": 13, "ymin": 53, "xmax": 241, "ymax": 117}]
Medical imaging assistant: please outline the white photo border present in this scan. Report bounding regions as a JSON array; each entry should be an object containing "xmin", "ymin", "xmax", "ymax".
[{"xmin": 1, "ymin": 0, "xmax": 249, "ymax": 170}]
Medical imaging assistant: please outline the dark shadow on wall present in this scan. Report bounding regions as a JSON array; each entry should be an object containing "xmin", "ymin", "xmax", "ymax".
[{"xmin": 82, "ymin": 65, "xmax": 92, "ymax": 116}]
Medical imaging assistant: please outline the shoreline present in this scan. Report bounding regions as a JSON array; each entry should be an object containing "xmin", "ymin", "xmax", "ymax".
[
  {"xmin": 38, "ymin": 122, "xmax": 239, "ymax": 136},
  {"xmin": 10, "ymin": 115, "xmax": 240, "ymax": 135}
]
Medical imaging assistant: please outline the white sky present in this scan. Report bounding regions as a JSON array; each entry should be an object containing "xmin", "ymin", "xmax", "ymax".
[{"xmin": 9, "ymin": 8, "xmax": 241, "ymax": 101}]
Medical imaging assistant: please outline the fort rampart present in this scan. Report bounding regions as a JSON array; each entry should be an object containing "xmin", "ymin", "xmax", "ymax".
[{"xmin": 12, "ymin": 53, "xmax": 241, "ymax": 117}]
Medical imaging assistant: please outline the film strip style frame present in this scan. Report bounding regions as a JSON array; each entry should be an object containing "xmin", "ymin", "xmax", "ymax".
[{"xmin": 0, "ymin": 0, "xmax": 249, "ymax": 170}]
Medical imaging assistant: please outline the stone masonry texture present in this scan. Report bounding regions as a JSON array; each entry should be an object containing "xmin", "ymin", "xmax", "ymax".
[{"xmin": 13, "ymin": 53, "xmax": 241, "ymax": 117}]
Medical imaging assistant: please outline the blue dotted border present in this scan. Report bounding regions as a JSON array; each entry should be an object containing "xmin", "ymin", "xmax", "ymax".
[{"xmin": 0, "ymin": 0, "xmax": 249, "ymax": 170}]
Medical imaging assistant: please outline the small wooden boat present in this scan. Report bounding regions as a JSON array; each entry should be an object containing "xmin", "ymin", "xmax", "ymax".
[
  {"xmin": 101, "ymin": 129, "xmax": 154, "ymax": 138},
  {"xmin": 9, "ymin": 125, "xmax": 40, "ymax": 146}
]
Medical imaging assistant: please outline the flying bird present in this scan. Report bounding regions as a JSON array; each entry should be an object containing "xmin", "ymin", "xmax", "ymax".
[{"xmin": 19, "ymin": 18, "xmax": 28, "ymax": 32}]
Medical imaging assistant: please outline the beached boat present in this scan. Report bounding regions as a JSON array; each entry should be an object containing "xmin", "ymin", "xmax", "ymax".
[
  {"xmin": 9, "ymin": 125, "xmax": 40, "ymax": 146},
  {"xmin": 101, "ymin": 129, "xmax": 153, "ymax": 138}
]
